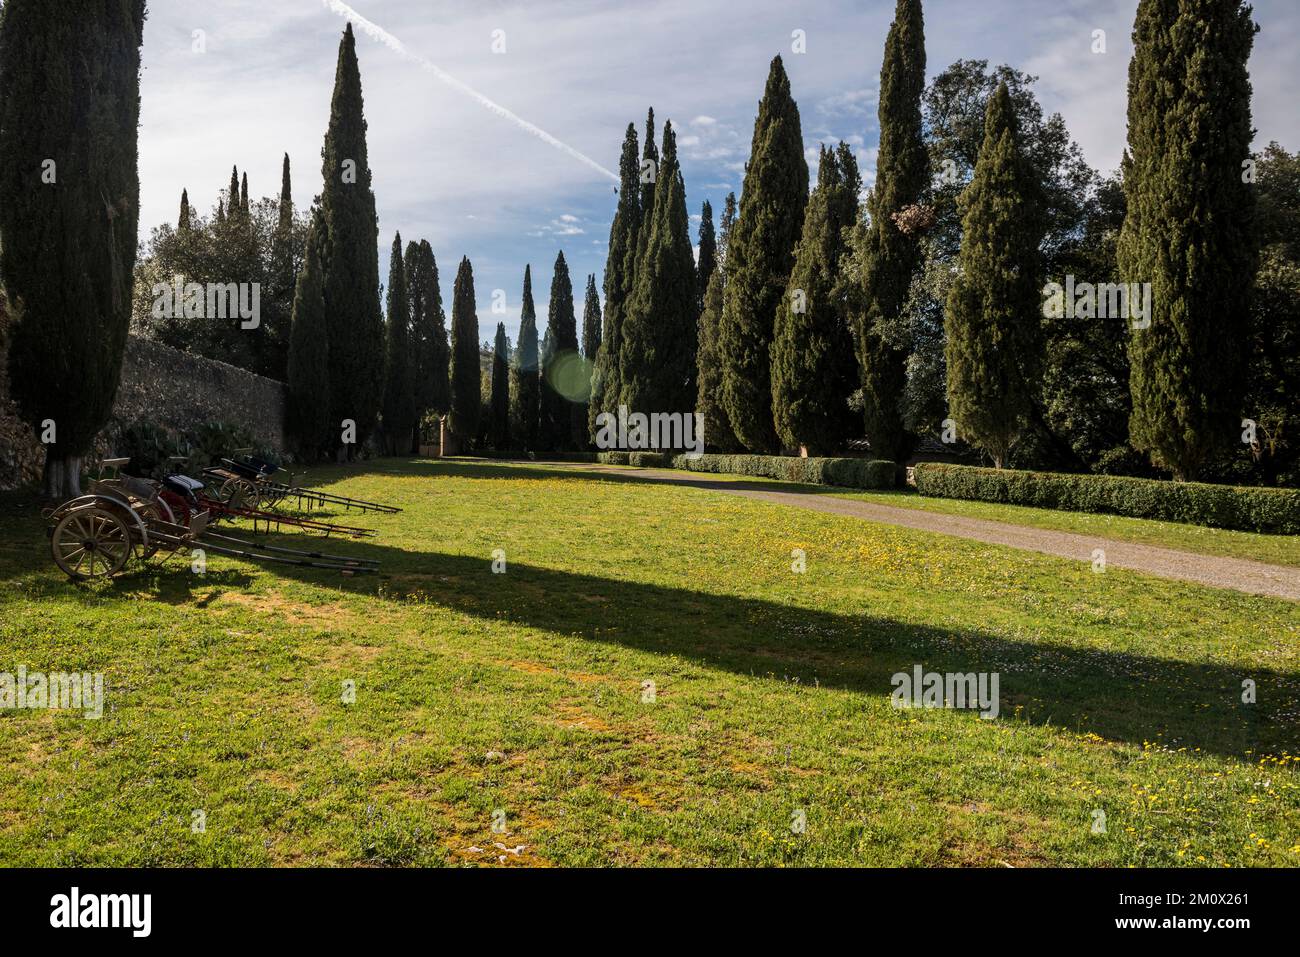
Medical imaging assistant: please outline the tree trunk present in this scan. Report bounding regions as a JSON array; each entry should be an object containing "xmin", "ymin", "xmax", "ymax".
[
  {"xmin": 43, "ymin": 447, "xmax": 64, "ymax": 501},
  {"xmin": 63, "ymin": 455, "xmax": 83, "ymax": 498}
]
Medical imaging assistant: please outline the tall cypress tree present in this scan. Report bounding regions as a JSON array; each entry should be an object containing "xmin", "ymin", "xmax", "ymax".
[
  {"xmin": 696, "ymin": 200, "xmax": 717, "ymax": 312},
  {"xmin": 228, "ymin": 165, "xmax": 241, "ymax": 219},
  {"xmin": 696, "ymin": 193, "xmax": 740, "ymax": 450},
  {"xmin": 240, "ymin": 171, "xmax": 249, "ymax": 216},
  {"xmin": 267, "ymin": 153, "xmax": 296, "ymax": 380},
  {"xmin": 490, "ymin": 321, "xmax": 511, "ymax": 449},
  {"xmin": 0, "ymin": 0, "xmax": 144, "ymax": 498},
  {"xmin": 771, "ymin": 145, "xmax": 861, "ymax": 454},
  {"xmin": 318, "ymin": 23, "xmax": 384, "ymax": 457},
  {"xmin": 944, "ymin": 83, "xmax": 1043, "ymax": 468},
  {"xmin": 582, "ymin": 274, "xmax": 602, "ymax": 359},
  {"xmin": 179, "ymin": 189, "xmax": 193, "ymax": 231},
  {"xmin": 408, "ymin": 240, "xmax": 449, "ymax": 420},
  {"xmin": 449, "ymin": 256, "xmax": 480, "ymax": 446},
  {"xmin": 382, "ymin": 232, "xmax": 417, "ymax": 455},
  {"xmin": 511, "ymin": 265, "xmax": 540, "ymax": 450},
  {"xmin": 1119, "ymin": 0, "xmax": 1257, "ymax": 481},
  {"xmin": 637, "ymin": 109, "xmax": 659, "ymax": 260},
  {"xmin": 857, "ymin": 0, "xmax": 928, "ymax": 462},
  {"xmin": 620, "ymin": 121, "xmax": 699, "ymax": 415},
  {"xmin": 590, "ymin": 123, "xmax": 640, "ymax": 442},
  {"xmin": 719, "ymin": 56, "xmax": 809, "ymax": 452},
  {"xmin": 287, "ymin": 211, "xmax": 332, "ymax": 457},
  {"xmin": 541, "ymin": 251, "xmax": 581, "ymax": 450}
]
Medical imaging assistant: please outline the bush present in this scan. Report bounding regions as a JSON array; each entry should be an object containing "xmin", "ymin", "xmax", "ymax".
[
  {"xmin": 597, "ymin": 451, "xmax": 629, "ymax": 465},
  {"xmin": 914, "ymin": 462, "xmax": 1300, "ymax": 534},
  {"xmin": 671, "ymin": 453, "xmax": 897, "ymax": 489},
  {"xmin": 628, "ymin": 451, "xmax": 671, "ymax": 468},
  {"xmin": 474, "ymin": 449, "xmax": 598, "ymax": 463}
]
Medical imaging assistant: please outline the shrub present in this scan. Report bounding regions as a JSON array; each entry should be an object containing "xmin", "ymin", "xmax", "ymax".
[
  {"xmin": 628, "ymin": 451, "xmax": 671, "ymax": 468},
  {"xmin": 671, "ymin": 454, "xmax": 897, "ymax": 489},
  {"xmin": 597, "ymin": 451, "xmax": 630, "ymax": 465},
  {"xmin": 913, "ymin": 462, "xmax": 1300, "ymax": 534},
  {"xmin": 474, "ymin": 449, "xmax": 598, "ymax": 463}
]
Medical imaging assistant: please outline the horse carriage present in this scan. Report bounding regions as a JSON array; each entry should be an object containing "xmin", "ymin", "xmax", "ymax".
[
  {"xmin": 203, "ymin": 448, "xmax": 402, "ymax": 515},
  {"xmin": 44, "ymin": 456, "xmax": 390, "ymax": 581}
]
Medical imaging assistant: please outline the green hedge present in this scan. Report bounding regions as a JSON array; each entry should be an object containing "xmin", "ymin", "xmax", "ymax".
[
  {"xmin": 671, "ymin": 453, "xmax": 897, "ymax": 489},
  {"xmin": 474, "ymin": 450, "xmax": 599, "ymax": 463},
  {"xmin": 914, "ymin": 462, "xmax": 1300, "ymax": 534}
]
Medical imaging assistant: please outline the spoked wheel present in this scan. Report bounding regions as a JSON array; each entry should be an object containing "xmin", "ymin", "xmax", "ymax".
[
  {"xmin": 50, "ymin": 507, "xmax": 133, "ymax": 580},
  {"xmin": 219, "ymin": 477, "xmax": 261, "ymax": 510},
  {"xmin": 132, "ymin": 498, "xmax": 176, "ymax": 560}
]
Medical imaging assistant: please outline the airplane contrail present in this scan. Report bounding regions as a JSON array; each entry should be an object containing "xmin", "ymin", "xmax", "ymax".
[{"xmin": 320, "ymin": 0, "xmax": 618, "ymax": 183}]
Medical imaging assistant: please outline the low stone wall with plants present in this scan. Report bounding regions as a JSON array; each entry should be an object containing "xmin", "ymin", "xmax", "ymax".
[{"xmin": 0, "ymin": 335, "xmax": 287, "ymax": 490}]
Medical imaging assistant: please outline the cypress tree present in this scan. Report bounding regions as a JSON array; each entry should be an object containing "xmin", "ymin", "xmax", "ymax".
[
  {"xmin": 407, "ymin": 239, "xmax": 448, "ymax": 420},
  {"xmin": 696, "ymin": 200, "xmax": 717, "ymax": 312},
  {"xmin": 490, "ymin": 321, "xmax": 511, "ymax": 449},
  {"xmin": 541, "ymin": 251, "xmax": 582, "ymax": 450},
  {"xmin": 1119, "ymin": 0, "xmax": 1257, "ymax": 481},
  {"xmin": 590, "ymin": 123, "xmax": 640, "ymax": 442},
  {"xmin": 240, "ymin": 171, "xmax": 249, "ymax": 216},
  {"xmin": 696, "ymin": 193, "xmax": 740, "ymax": 450},
  {"xmin": 582, "ymin": 274, "xmax": 602, "ymax": 359},
  {"xmin": 228, "ymin": 165, "xmax": 241, "ymax": 219},
  {"xmin": 0, "ymin": 0, "xmax": 144, "ymax": 498},
  {"xmin": 179, "ymin": 189, "xmax": 193, "ymax": 231},
  {"xmin": 216, "ymin": 198, "xmax": 225, "ymax": 224},
  {"xmin": 287, "ymin": 211, "xmax": 332, "ymax": 457},
  {"xmin": 539, "ymin": 324, "xmax": 556, "ymax": 449},
  {"xmin": 771, "ymin": 145, "xmax": 861, "ymax": 454},
  {"xmin": 637, "ymin": 109, "xmax": 659, "ymax": 259},
  {"xmin": 719, "ymin": 56, "xmax": 809, "ymax": 452},
  {"xmin": 511, "ymin": 265, "xmax": 540, "ymax": 450},
  {"xmin": 620, "ymin": 121, "xmax": 699, "ymax": 415},
  {"xmin": 857, "ymin": 0, "xmax": 928, "ymax": 462},
  {"xmin": 382, "ymin": 232, "xmax": 417, "ymax": 455},
  {"xmin": 943, "ymin": 83, "xmax": 1043, "ymax": 468},
  {"xmin": 449, "ymin": 256, "xmax": 480, "ymax": 446},
  {"xmin": 267, "ymin": 153, "xmax": 296, "ymax": 380},
  {"xmin": 318, "ymin": 23, "xmax": 385, "ymax": 457}
]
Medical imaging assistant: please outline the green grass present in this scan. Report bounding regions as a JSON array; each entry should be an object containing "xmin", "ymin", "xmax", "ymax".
[
  {"xmin": 535, "ymin": 459, "xmax": 1300, "ymax": 568},
  {"xmin": 0, "ymin": 457, "xmax": 1296, "ymax": 867}
]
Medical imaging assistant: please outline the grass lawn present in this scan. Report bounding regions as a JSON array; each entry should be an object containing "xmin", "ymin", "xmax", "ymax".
[
  {"xmin": 0, "ymin": 457, "xmax": 1296, "ymax": 866},
  {"xmin": 538, "ymin": 460, "xmax": 1300, "ymax": 568}
]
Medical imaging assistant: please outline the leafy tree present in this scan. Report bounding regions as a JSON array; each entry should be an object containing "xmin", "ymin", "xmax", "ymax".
[
  {"xmin": 490, "ymin": 321, "xmax": 511, "ymax": 449},
  {"xmin": 449, "ymin": 256, "xmax": 480, "ymax": 446},
  {"xmin": 854, "ymin": 0, "xmax": 928, "ymax": 462},
  {"xmin": 541, "ymin": 251, "xmax": 582, "ymax": 450},
  {"xmin": 0, "ymin": 0, "xmax": 145, "ymax": 498},
  {"xmin": 590, "ymin": 123, "xmax": 641, "ymax": 441},
  {"xmin": 719, "ymin": 56, "xmax": 809, "ymax": 452},
  {"xmin": 696, "ymin": 193, "xmax": 740, "ymax": 450},
  {"xmin": 511, "ymin": 265, "xmax": 540, "ymax": 450},
  {"xmin": 944, "ymin": 83, "xmax": 1043, "ymax": 468},
  {"xmin": 287, "ymin": 211, "xmax": 332, "ymax": 457},
  {"xmin": 772, "ymin": 145, "xmax": 861, "ymax": 454},
  {"xmin": 1119, "ymin": 0, "xmax": 1257, "ymax": 481},
  {"xmin": 382, "ymin": 233, "xmax": 417, "ymax": 455},
  {"xmin": 318, "ymin": 23, "xmax": 384, "ymax": 457},
  {"xmin": 620, "ymin": 121, "xmax": 698, "ymax": 415}
]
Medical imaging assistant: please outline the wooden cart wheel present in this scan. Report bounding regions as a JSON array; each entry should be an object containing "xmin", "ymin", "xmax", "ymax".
[
  {"xmin": 50, "ymin": 507, "xmax": 133, "ymax": 580},
  {"xmin": 219, "ymin": 476, "xmax": 261, "ymax": 509},
  {"xmin": 132, "ymin": 498, "xmax": 176, "ymax": 560}
]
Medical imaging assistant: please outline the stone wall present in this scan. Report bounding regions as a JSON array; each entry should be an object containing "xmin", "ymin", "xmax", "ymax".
[
  {"xmin": 112, "ymin": 336, "xmax": 287, "ymax": 452},
  {"xmin": 0, "ymin": 335, "xmax": 287, "ymax": 490}
]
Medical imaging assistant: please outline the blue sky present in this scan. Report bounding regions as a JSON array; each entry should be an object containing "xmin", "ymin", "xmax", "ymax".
[{"xmin": 136, "ymin": 0, "xmax": 1300, "ymax": 345}]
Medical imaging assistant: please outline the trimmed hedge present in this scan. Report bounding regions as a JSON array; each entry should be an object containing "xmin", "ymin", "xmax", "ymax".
[
  {"xmin": 914, "ymin": 462, "xmax": 1300, "ymax": 534},
  {"xmin": 671, "ymin": 453, "xmax": 897, "ymax": 489}
]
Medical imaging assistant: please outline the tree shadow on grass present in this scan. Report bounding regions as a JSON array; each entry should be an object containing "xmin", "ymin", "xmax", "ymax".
[
  {"xmin": 239, "ymin": 536, "xmax": 1292, "ymax": 760},
  {"xmin": 4, "ymin": 481, "xmax": 1292, "ymax": 761}
]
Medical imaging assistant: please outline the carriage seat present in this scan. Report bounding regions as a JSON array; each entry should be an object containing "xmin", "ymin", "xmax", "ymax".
[{"xmin": 164, "ymin": 475, "xmax": 206, "ymax": 497}]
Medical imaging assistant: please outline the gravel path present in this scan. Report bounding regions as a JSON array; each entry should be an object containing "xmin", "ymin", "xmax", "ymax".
[{"xmin": 541, "ymin": 463, "xmax": 1300, "ymax": 601}]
